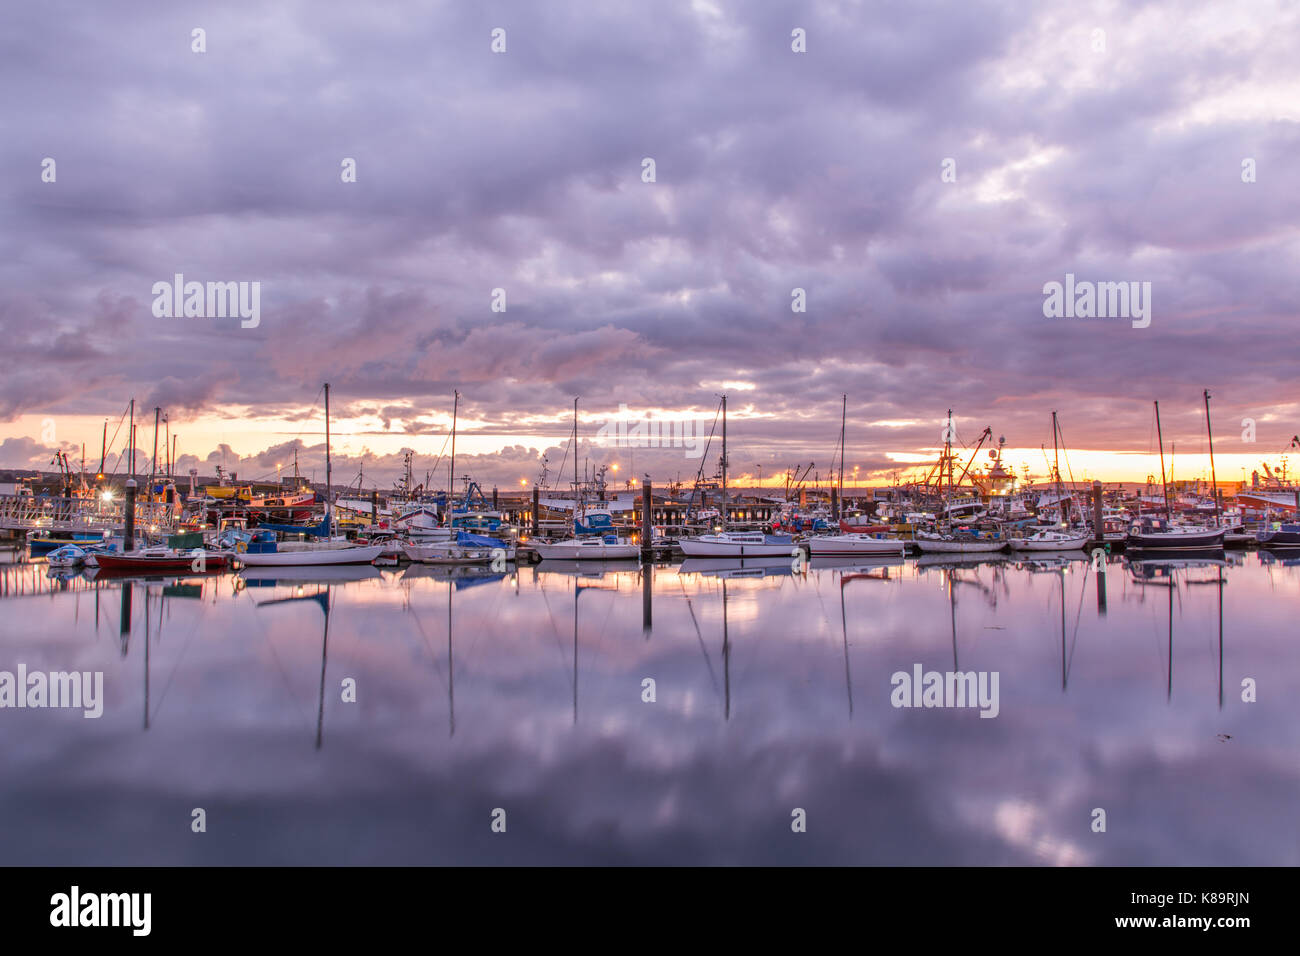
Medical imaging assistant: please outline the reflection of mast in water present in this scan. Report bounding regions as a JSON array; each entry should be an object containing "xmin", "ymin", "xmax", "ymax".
[
  {"xmin": 839, "ymin": 579, "xmax": 853, "ymax": 718},
  {"xmin": 1059, "ymin": 570, "xmax": 1066, "ymax": 692},
  {"xmin": 948, "ymin": 570, "xmax": 957, "ymax": 671},
  {"xmin": 448, "ymin": 579, "xmax": 455, "ymax": 737},
  {"xmin": 144, "ymin": 586, "xmax": 150, "ymax": 731},
  {"xmin": 317, "ymin": 590, "xmax": 330, "ymax": 750},
  {"xmin": 573, "ymin": 577, "xmax": 578, "ymax": 726},
  {"xmin": 1166, "ymin": 578, "xmax": 1173, "ymax": 702},
  {"xmin": 1217, "ymin": 565, "xmax": 1224, "ymax": 710},
  {"xmin": 722, "ymin": 578, "xmax": 731, "ymax": 721},
  {"xmin": 255, "ymin": 587, "xmax": 331, "ymax": 749}
]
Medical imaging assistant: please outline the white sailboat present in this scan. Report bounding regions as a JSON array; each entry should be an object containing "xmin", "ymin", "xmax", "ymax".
[
  {"xmin": 678, "ymin": 395, "xmax": 796, "ymax": 557},
  {"xmin": 806, "ymin": 532, "xmax": 907, "ymax": 556},
  {"xmin": 1008, "ymin": 528, "xmax": 1090, "ymax": 551},
  {"xmin": 238, "ymin": 384, "xmax": 385, "ymax": 567},
  {"xmin": 805, "ymin": 397, "xmax": 907, "ymax": 557},
  {"xmin": 532, "ymin": 398, "xmax": 641, "ymax": 561}
]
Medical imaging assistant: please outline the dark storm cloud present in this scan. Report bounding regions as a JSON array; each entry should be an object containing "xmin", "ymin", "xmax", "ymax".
[{"xmin": 2, "ymin": 0, "xmax": 1298, "ymax": 481}]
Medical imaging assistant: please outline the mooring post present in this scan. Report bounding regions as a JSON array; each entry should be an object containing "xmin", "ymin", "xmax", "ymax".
[
  {"xmin": 641, "ymin": 480, "xmax": 653, "ymax": 558},
  {"xmin": 119, "ymin": 581, "xmax": 132, "ymax": 638},
  {"xmin": 1092, "ymin": 480, "xmax": 1104, "ymax": 547},
  {"xmin": 642, "ymin": 562, "xmax": 653, "ymax": 635},
  {"xmin": 531, "ymin": 486, "xmax": 540, "ymax": 537},
  {"xmin": 370, "ymin": 488, "xmax": 379, "ymax": 527},
  {"xmin": 831, "ymin": 485, "xmax": 839, "ymax": 522},
  {"xmin": 124, "ymin": 479, "xmax": 137, "ymax": 552}
]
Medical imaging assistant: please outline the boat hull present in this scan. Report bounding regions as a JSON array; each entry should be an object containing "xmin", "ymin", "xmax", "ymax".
[
  {"xmin": 806, "ymin": 534, "xmax": 906, "ymax": 556},
  {"xmin": 531, "ymin": 539, "xmax": 640, "ymax": 560},
  {"xmin": 95, "ymin": 552, "xmax": 229, "ymax": 573},
  {"xmin": 914, "ymin": 534, "xmax": 1006, "ymax": 553},
  {"xmin": 678, "ymin": 536, "xmax": 797, "ymax": 557},
  {"xmin": 403, "ymin": 541, "xmax": 516, "ymax": 564},
  {"xmin": 1126, "ymin": 529, "xmax": 1225, "ymax": 551},
  {"xmin": 1008, "ymin": 534, "xmax": 1091, "ymax": 552},
  {"xmin": 237, "ymin": 544, "xmax": 387, "ymax": 566},
  {"xmin": 1257, "ymin": 525, "xmax": 1300, "ymax": 547}
]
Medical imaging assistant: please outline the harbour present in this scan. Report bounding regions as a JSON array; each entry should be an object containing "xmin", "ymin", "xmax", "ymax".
[{"xmin": 1, "ymin": 543, "xmax": 1293, "ymax": 865}]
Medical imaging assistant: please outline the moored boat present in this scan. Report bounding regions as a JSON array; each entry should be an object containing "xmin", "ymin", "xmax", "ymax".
[
  {"xmin": 806, "ymin": 532, "xmax": 906, "ymax": 556},
  {"xmin": 678, "ymin": 530, "xmax": 797, "ymax": 557},
  {"xmin": 532, "ymin": 535, "xmax": 640, "ymax": 560},
  {"xmin": 403, "ymin": 531, "xmax": 517, "ymax": 564},
  {"xmin": 95, "ymin": 547, "xmax": 229, "ymax": 574},
  {"xmin": 913, "ymin": 528, "xmax": 1007, "ymax": 553},
  {"xmin": 1008, "ymin": 529, "xmax": 1091, "ymax": 551},
  {"xmin": 1125, "ymin": 517, "xmax": 1225, "ymax": 551},
  {"xmin": 1257, "ymin": 522, "xmax": 1300, "ymax": 548}
]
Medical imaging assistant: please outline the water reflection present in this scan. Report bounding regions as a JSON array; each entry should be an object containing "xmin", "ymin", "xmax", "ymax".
[{"xmin": 0, "ymin": 550, "xmax": 1297, "ymax": 865}]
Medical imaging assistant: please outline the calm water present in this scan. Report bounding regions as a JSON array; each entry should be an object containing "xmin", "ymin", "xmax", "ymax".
[{"xmin": 1, "ymin": 549, "xmax": 1297, "ymax": 865}]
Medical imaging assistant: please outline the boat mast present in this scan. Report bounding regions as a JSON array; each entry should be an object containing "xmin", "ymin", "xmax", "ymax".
[
  {"xmin": 1052, "ymin": 410, "xmax": 1062, "ymax": 524},
  {"xmin": 838, "ymin": 393, "xmax": 846, "ymax": 517},
  {"xmin": 324, "ymin": 383, "xmax": 332, "ymax": 531},
  {"xmin": 573, "ymin": 397, "xmax": 579, "ymax": 525},
  {"xmin": 945, "ymin": 409, "xmax": 953, "ymax": 514},
  {"xmin": 1204, "ymin": 389, "xmax": 1220, "ymax": 527},
  {"xmin": 720, "ymin": 394, "xmax": 727, "ymax": 529},
  {"xmin": 151, "ymin": 407, "xmax": 160, "ymax": 485},
  {"xmin": 449, "ymin": 390, "xmax": 459, "ymax": 512},
  {"xmin": 1154, "ymin": 400, "xmax": 1171, "ymax": 521}
]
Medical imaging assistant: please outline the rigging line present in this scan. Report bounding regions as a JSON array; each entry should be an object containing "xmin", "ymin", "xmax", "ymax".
[
  {"xmin": 1056, "ymin": 420, "xmax": 1078, "ymax": 489},
  {"xmin": 687, "ymin": 399, "xmax": 724, "ymax": 502},
  {"xmin": 240, "ymin": 588, "xmax": 314, "ymax": 732},
  {"xmin": 1066, "ymin": 562, "xmax": 1090, "ymax": 680},
  {"xmin": 407, "ymin": 593, "xmax": 448, "ymax": 688},
  {"xmin": 677, "ymin": 573, "xmax": 721, "ymax": 698},
  {"xmin": 148, "ymin": 593, "xmax": 206, "ymax": 722},
  {"xmin": 537, "ymin": 579, "xmax": 575, "ymax": 691}
]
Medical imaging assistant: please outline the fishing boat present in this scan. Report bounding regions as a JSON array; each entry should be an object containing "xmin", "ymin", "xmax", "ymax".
[
  {"xmin": 805, "ymin": 532, "xmax": 906, "ymax": 556},
  {"xmin": 95, "ymin": 547, "xmax": 230, "ymax": 574},
  {"xmin": 1008, "ymin": 528, "xmax": 1091, "ymax": 551},
  {"xmin": 403, "ymin": 531, "xmax": 516, "ymax": 564},
  {"xmin": 393, "ymin": 502, "xmax": 446, "ymax": 540}
]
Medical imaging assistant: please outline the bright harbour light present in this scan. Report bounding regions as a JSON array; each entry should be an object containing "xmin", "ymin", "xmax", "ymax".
[{"xmin": 101, "ymin": 491, "xmax": 114, "ymax": 501}]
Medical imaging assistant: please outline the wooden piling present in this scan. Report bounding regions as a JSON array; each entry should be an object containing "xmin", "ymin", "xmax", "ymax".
[
  {"xmin": 641, "ymin": 480, "xmax": 653, "ymax": 558},
  {"xmin": 124, "ymin": 479, "xmax": 137, "ymax": 552}
]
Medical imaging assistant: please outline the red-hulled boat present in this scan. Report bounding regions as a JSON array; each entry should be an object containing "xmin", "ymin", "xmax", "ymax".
[
  {"xmin": 93, "ymin": 547, "xmax": 229, "ymax": 574},
  {"xmin": 839, "ymin": 518, "xmax": 891, "ymax": 534}
]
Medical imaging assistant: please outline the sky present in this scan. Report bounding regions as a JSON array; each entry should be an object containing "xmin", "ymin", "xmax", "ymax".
[{"xmin": 2, "ymin": 0, "xmax": 1299, "ymax": 491}]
